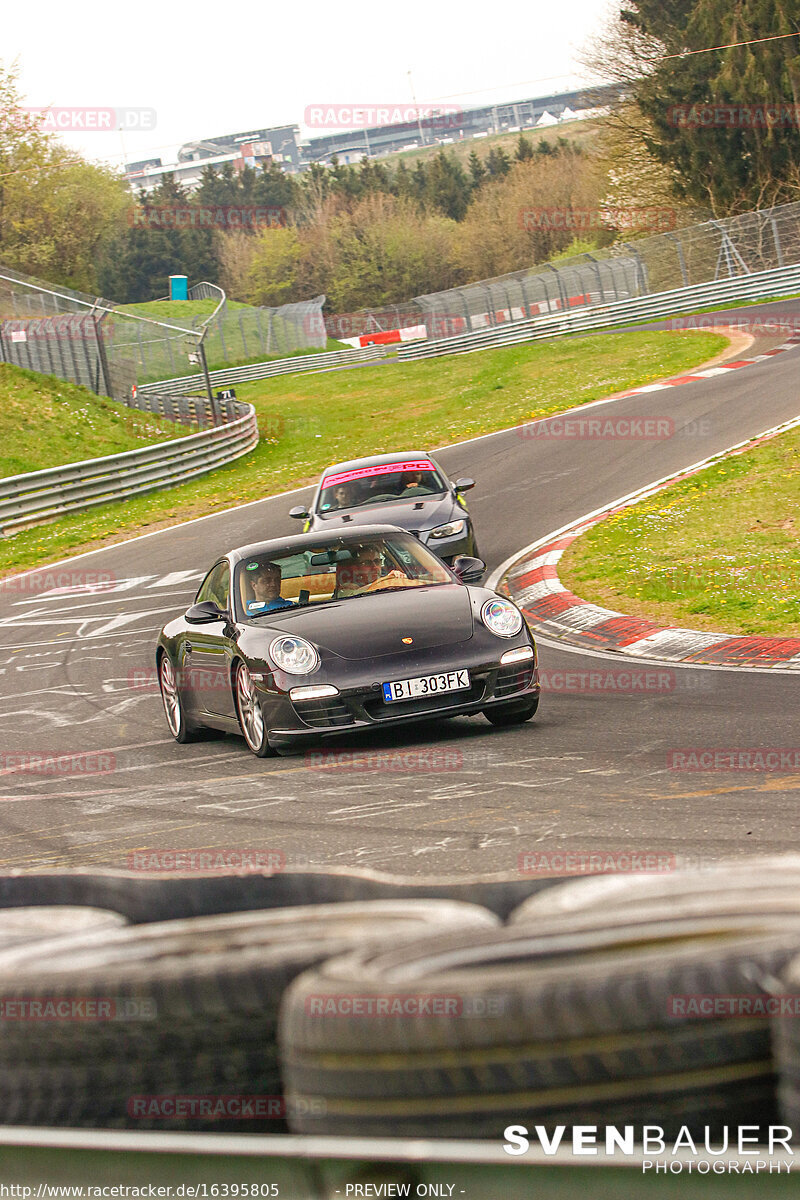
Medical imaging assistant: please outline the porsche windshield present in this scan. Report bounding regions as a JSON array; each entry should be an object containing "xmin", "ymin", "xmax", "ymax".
[
  {"xmin": 235, "ymin": 532, "xmax": 453, "ymax": 618},
  {"xmin": 317, "ymin": 460, "xmax": 446, "ymax": 513}
]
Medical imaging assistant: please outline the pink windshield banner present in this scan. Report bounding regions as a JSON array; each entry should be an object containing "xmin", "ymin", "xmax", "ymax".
[{"xmin": 323, "ymin": 460, "xmax": 434, "ymax": 488}]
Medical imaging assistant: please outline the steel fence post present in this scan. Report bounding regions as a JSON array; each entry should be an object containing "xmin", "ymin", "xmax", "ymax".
[{"xmin": 770, "ymin": 216, "xmax": 785, "ymax": 268}]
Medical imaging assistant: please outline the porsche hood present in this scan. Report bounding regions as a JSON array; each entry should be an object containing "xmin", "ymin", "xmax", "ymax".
[{"xmin": 251, "ymin": 584, "xmax": 474, "ymax": 660}]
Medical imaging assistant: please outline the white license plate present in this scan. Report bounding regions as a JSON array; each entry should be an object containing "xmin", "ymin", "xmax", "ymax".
[{"xmin": 382, "ymin": 669, "xmax": 470, "ymax": 703}]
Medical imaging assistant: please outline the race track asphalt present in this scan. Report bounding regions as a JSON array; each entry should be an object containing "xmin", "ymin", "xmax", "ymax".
[{"xmin": 0, "ymin": 302, "xmax": 797, "ymax": 874}]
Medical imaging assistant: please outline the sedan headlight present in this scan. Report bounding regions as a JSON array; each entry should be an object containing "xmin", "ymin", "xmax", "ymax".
[
  {"xmin": 269, "ymin": 636, "xmax": 319, "ymax": 674},
  {"xmin": 429, "ymin": 519, "xmax": 466, "ymax": 539},
  {"xmin": 481, "ymin": 597, "xmax": 523, "ymax": 638}
]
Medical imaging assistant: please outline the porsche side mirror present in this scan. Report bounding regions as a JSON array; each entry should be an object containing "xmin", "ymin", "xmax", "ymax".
[
  {"xmin": 289, "ymin": 505, "xmax": 310, "ymax": 520},
  {"xmin": 451, "ymin": 555, "xmax": 486, "ymax": 584},
  {"xmin": 186, "ymin": 601, "xmax": 226, "ymax": 624},
  {"xmin": 454, "ymin": 477, "xmax": 475, "ymax": 493}
]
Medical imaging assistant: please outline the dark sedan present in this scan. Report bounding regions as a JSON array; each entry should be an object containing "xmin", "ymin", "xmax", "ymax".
[
  {"xmin": 289, "ymin": 451, "xmax": 479, "ymax": 566},
  {"xmin": 156, "ymin": 526, "xmax": 539, "ymax": 756}
]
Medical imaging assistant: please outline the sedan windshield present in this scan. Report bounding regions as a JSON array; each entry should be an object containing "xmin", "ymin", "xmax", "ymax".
[
  {"xmin": 317, "ymin": 459, "xmax": 446, "ymax": 513},
  {"xmin": 234, "ymin": 532, "xmax": 452, "ymax": 618}
]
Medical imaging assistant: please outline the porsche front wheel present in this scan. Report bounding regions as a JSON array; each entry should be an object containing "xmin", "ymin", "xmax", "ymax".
[{"xmin": 235, "ymin": 662, "xmax": 275, "ymax": 757}]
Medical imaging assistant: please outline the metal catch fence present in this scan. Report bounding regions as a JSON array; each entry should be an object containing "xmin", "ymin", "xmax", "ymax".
[
  {"xmin": 338, "ymin": 200, "xmax": 800, "ymax": 340},
  {"xmin": 0, "ymin": 267, "xmax": 326, "ymax": 399}
]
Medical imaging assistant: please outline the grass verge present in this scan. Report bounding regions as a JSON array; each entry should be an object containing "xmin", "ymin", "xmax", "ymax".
[
  {"xmin": 0, "ymin": 329, "xmax": 726, "ymax": 577},
  {"xmin": 0, "ymin": 363, "xmax": 190, "ymax": 478},
  {"xmin": 558, "ymin": 424, "xmax": 800, "ymax": 637}
]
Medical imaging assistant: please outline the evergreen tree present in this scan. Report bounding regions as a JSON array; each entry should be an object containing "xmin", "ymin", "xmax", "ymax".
[
  {"xmin": 253, "ymin": 162, "xmax": 299, "ymax": 212},
  {"xmin": 411, "ymin": 160, "xmax": 429, "ymax": 203},
  {"xmin": 424, "ymin": 151, "xmax": 471, "ymax": 220},
  {"xmin": 595, "ymin": 0, "xmax": 800, "ymax": 211},
  {"xmin": 486, "ymin": 147, "xmax": 512, "ymax": 177},
  {"xmin": 468, "ymin": 149, "xmax": 487, "ymax": 187},
  {"xmin": 391, "ymin": 160, "xmax": 416, "ymax": 199},
  {"xmin": 515, "ymin": 133, "xmax": 534, "ymax": 161},
  {"xmin": 99, "ymin": 176, "xmax": 218, "ymax": 303}
]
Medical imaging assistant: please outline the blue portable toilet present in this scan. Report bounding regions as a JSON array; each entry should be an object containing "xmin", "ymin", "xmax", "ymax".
[{"xmin": 169, "ymin": 274, "xmax": 188, "ymax": 301}]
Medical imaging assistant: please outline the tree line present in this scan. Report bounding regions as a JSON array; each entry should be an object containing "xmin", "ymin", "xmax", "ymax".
[
  {"xmin": 101, "ymin": 137, "xmax": 603, "ymax": 309},
  {"xmin": 3, "ymin": 4, "xmax": 800, "ymax": 315}
]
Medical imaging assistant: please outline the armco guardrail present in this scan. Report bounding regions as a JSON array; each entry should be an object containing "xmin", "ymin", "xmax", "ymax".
[
  {"xmin": 139, "ymin": 263, "xmax": 800, "ymax": 392},
  {"xmin": 394, "ymin": 263, "xmax": 800, "ymax": 361},
  {"xmin": 0, "ymin": 396, "xmax": 258, "ymax": 536},
  {"xmin": 5, "ymin": 260, "xmax": 800, "ymax": 536},
  {"xmin": 139, "ymin": 343, "xmax": 389, "ymax": 397}
]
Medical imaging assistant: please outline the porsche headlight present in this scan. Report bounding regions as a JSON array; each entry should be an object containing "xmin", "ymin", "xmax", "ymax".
[
  {"xmin": 481, "ymin": 597, "xmax": 523, "ymax": 638},
  {"xmin": 429, "ymin": 519, "xmax": 466, "ymax": 539},
  {"xmin": 269, "ymin": 636, "xmax": 319, "ymax": 674}
]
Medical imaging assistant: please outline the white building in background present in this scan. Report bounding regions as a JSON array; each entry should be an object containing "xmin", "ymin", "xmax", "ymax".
[{"xmin": 125, "ymin": 152, "xmax": 244, "ymax": 195}]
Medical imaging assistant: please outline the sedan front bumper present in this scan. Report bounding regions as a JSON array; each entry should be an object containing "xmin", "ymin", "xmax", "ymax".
[{"xmin": 264, "ymin": 654, "xmax": 539, "ymax": 752}]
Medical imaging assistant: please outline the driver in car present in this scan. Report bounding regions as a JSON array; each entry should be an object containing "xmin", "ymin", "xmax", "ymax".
[
  {"xmin": 246, "ymin": 562, "xmax": 295, "ymax": 613},
  {"xmin": 400, "ymin": 470, "xmax": 423, "ymax": 489},
  {"xmin": 333, "ymin": 483, "xmax": 355, "ymax": 508},
  {"xmin": 334, "ymin": 546, "xmax": 418, "ymax": 598}
]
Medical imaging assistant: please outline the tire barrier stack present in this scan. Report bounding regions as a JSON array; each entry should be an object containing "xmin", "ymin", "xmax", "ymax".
[
  {"xmin": 3, "ymin": 860, "xmax": 800, "ymax": 1142},
  {"xmin": 0, "ymin": 900, "xmax": 496, "ymax": 1131}
]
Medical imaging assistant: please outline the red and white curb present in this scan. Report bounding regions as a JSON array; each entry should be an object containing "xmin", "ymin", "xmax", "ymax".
[
  {"xmin": 496, "ymin": 413, "xmax": 800, "ymax": 670},
  {"xmin": 605, "ymin": 331, "xmax": 800, "ymax": 398}
]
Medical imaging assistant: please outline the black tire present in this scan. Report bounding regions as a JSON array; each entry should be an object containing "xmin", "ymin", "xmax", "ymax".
[
  {"xmin": 510, "ymin": 856, "xmax": 800, "ymax": 923},
  {"xmin": 278, "ymin": 908, "xmax": 800, "ymax": 1140},
  {"xmin": 0, "ymin": 900, "xmax": 497, "ymax": 1131},
  {"xmin": 0, "ymin": 906, "xmax": 126, "ymax": 948},
  {"xmin": 764, "ymin": 951, "xmax": 800, "ymax": 1140},
  {"xmin": 234, "ymin": 660, "xmax": 275, "ymax": 757},
  {"xmin": 0, "ymin": 865, "xmax": 571, "ymax": 926},
  {"xmin": 484, "ymin": 696, "xmax": 539, "ymax": 726},
  {"xmin": 158, "ymin": 652, "xmax": 201, "ymax": 744}
]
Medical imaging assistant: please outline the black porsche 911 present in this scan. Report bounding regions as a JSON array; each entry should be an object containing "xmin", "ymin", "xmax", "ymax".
[
  {"xmin": 289, "ymin": 451, "xmax": 479, "ymax": 567},
  {"xmin": 156, "ymin": 525, "xmax": 539, "ymax": 756}
]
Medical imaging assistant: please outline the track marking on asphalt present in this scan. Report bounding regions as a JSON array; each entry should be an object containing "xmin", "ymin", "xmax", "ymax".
[
  {"xmin": 197, "ymin": 798, "xmax": 289, "ymax": 814},
  {"xmin": 327, "ymin": 800, "xmax": 430, "ymax": 821},
  {"xmin": 664, "ymin": 776, "xmax": 800, "ymax": 800}
]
